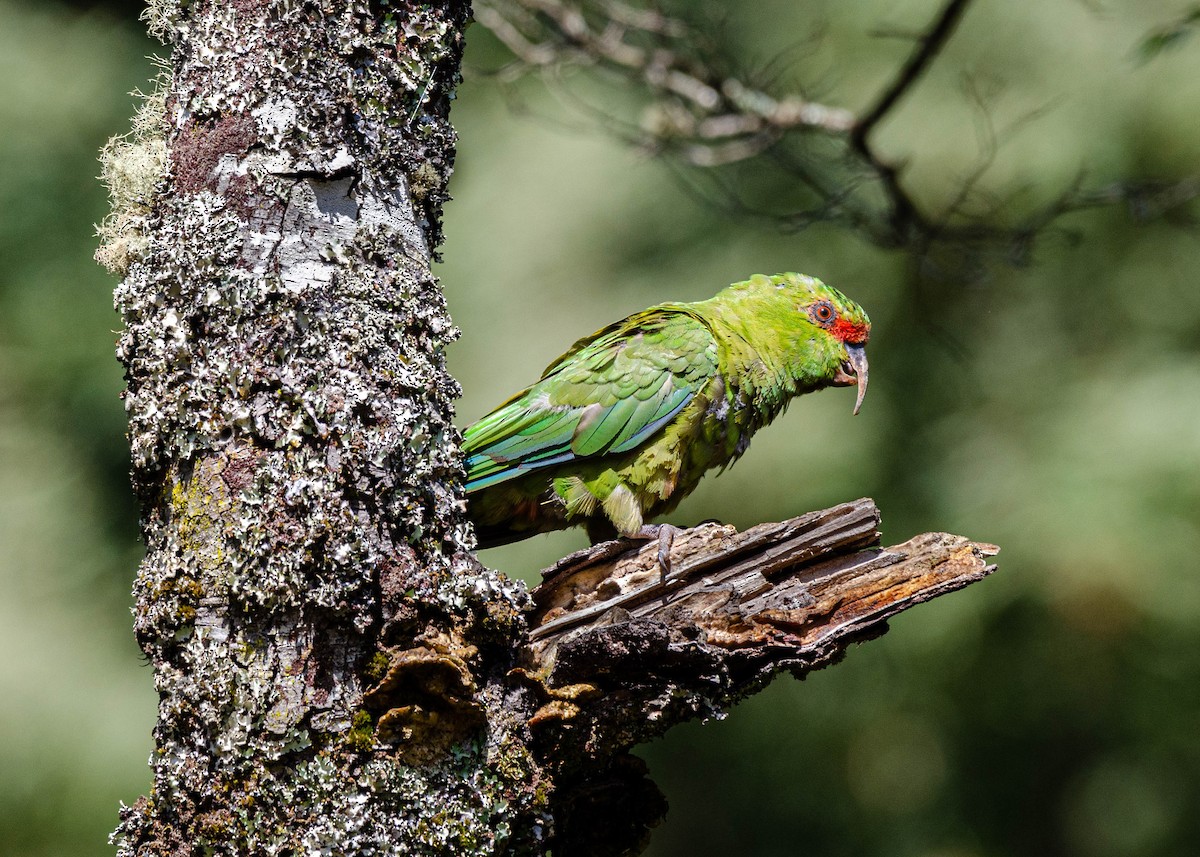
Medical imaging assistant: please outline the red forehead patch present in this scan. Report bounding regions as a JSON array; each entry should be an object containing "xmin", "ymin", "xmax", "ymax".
[{"xmin": 831, "ymin": 317, "xmax": 869, "ymax": 345}]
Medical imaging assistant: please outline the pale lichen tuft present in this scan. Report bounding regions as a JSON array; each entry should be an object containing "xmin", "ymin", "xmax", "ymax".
[{"xmin": 96, "ymin": 69, "xmax": 169, "ymax": 274}]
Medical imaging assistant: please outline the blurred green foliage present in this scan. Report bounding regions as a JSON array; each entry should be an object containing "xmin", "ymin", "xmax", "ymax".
[
  {"xmin": 2, "ymin": 0, "xmax": 1198, "ymax": 855},
  {"xmin": 0, "ymin": 2, "xmax": 159, "ymax": 856}
]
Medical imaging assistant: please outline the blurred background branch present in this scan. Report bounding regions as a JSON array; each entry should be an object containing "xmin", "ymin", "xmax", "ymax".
[{"xmin": 474, "ymin": 0, "xmax": 1200, "ymax": 272}]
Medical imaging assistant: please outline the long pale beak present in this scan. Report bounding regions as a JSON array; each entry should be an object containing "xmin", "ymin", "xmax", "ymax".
[{"xmin": 831, "ymin": 343, "xmax": 869, "ymax": 415}]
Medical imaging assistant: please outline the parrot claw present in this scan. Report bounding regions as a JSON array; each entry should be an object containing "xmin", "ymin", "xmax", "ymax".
[{"xmin": 632, "ymin": 523, "xmax": 682, "ymax": 583}]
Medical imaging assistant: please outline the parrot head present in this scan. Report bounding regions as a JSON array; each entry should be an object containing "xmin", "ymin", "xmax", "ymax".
[{"xmin": 763, "ymin": 273, "xmax": 871, "ymax": 415}]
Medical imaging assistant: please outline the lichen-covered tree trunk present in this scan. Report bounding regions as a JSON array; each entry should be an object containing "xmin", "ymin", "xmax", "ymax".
[{"xmin": 110, "ymin": 2, "xmax": 545, "ymax": 854}]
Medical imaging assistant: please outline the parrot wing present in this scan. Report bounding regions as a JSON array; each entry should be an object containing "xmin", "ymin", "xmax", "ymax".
[{"xmin": 463, "ymin": 306, "xmax": 718, "ymax": 492}]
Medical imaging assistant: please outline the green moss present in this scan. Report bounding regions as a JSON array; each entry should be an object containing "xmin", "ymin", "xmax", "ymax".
[
  {"xmin": 408, "ymin": 160, "xmax": 441, "ymax": 202},
  {"xmin": 491, "ymin": 734, "xmax": 551, "ymax": 809},
  {"xmin": 233, "ymin": 636, "xmax": 262, "ymax": 662},
  {"xmin": 346, "ymin": 710, "xmax": 376, "ymax": 752},
  {"xmin": 490, "ymin": 735, "xmax": 530, "ymax": 783},
  {"xmin": 363, "ymin": 650, "xmax": 392, "ymax": 684}
]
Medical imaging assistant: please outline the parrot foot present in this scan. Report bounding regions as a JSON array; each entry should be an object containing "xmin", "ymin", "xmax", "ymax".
[
  {"xmin": 631, "ymin": 523, "xmax": 682, "ymax": 582},
  {"xmin": 585, "ymin": 519, "xmax": 682, "ymax": 581}
]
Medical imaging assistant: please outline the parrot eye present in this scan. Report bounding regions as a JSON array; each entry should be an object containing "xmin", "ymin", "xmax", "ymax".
[{"xmin": 811, "ymin": 301, "xmax": 836, "ymax": 325}]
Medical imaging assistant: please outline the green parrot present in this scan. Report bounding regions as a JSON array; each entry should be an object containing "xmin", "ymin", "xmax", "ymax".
[{"xmin": 462, "ymin": 272, "xmax": 870, "ymax": 556}]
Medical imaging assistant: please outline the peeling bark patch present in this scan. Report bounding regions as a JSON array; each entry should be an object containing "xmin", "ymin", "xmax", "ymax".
[
  {"xmin": 552, "ymin": 619, "xmax": 672, "ymax": 682},
  {"xmin": 172, "ymin": 114, "xmax": 257, "ymax": 195}
]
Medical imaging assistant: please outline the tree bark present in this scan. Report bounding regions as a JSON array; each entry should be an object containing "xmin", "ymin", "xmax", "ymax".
[
  {"xmin": 109, "ymin": 4, "xmax": 997, "ymax": 856},
  {"xmin": 112, "ymin": 1, "xmax": 544, "ymax": 853}
]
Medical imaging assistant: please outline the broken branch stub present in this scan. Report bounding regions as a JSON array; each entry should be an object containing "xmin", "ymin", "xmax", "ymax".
[{"xmin": 522, "ymin": 498, "xmax": 998, "ymax": 755}]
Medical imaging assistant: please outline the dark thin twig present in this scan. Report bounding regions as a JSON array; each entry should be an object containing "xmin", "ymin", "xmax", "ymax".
[
  {"xmin": 851, "ymin": 0, "xmax": 975, "ymax": 153},
  {"xmin": 849, "ymin": 0, "xmax": 975, "ymax": 243}
]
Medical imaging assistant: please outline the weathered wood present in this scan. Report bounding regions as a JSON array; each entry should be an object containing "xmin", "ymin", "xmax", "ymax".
[
  {"xmin": 531, "ymin": 498, "xmax": 883, "ymax": 643},
  {"xmin": 522, "ymin": 499, "xmax": 996, "ymax": 754},
  {"xmin": 508, "ymin": 499, "xmax": 996, "ymax": 855}
]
